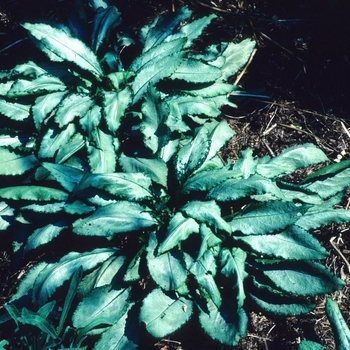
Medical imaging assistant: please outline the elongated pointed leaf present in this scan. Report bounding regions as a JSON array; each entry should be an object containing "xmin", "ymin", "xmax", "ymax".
[
  {"xmin": 17, "ymin": 313, "xmax": 58, "ymax": 339},
  {"xmin": 32, "ymin": 91, "xmax": 67, "ymax": 131},
  {"xmin": 147, "ymin": 232, "xmax": 187, "ymax": 291},
  {"xmin": 22, "ymin": 23, "xmax": 103, "ymax": 78},
  {"xmin": 198, "ymin": 224, "xmax": 222, "ymax": 260},
  {"xmin": 325, "ymin": 298, "xmax": 350, "ymax": 350},
  {"xmin": 33, "ymin": 248, "xmax": 117, "ymax": 306},
  {"xmin": 220, "ymin": 248, "xmax": 247, "ymax": 308},
  {"xmin": 170, "ymin": 59, "xmax": 221, "ymax": 83},
  {"xmin": 236, "ymin": 225, "xmax": 328, "ymax": 260},
  {"xmin": 77, "ymin": 172, "xmax": 152, "ymax": 201},
  {"xmin": 259, "ymin": 261, "xmax": 345, "ymax": 296},
  {"xmin": 39, "ymin": 123, "xmax": 76, "ymax": 159},
  {"xmin": 55, "ymin": 132, "xmax": 85, "ymax": 164},
  {"xmin": 72, "ymin": 201, "xmax": 156, "ymax": 236},
  {"xmin": 132, "ymin": 53, "xmax": 183, "ymax": 103},
  {"xmin": 169, "ymin": 95, "xmax": 219, "ymax": 117},
  {"xmin": 139, "ymin": 288, "xmax": 193, "ymax": 338},
  {"xmin": 140, "ymin": 6, "xmax": 192, "ymax": 52},
  {"xmin": 0, "ymin": 148, "xmax": 38, "ymax": 175},
  {"xmin": 175, "ymin": 127, "xmax": 210, "ymax": 182},
  {"xmin": 0, "ymin": 202, "xmax": 14, "ymax": 231},
  {"xmin": 159, "ymin": 212, "xmax": 199, "ymax": 254},
  {"xmin": 79, "ymin": 104, "xmax": 101, "ymax": 135},
  {"xmin": 73, "ymin": 286, "xmax": 130, "ymax": 329},
  {"xmin": 208, "ymin": 174, "xmax": 283, "ymax": 201},
  {"xmin": 25, "ymin": 222, "xmax": 68, "ymax": 252},
  {"xmin": 257, "ymin": 143, "xmax": 329, "ymax": 179},
  {"xmin": 92, "ymin": 6, "xmax": 122, "ymax": 52},
  {"xmin": 7, "ymin": 74, "xmax": 66, "ymax": 98},
  {"xmin": 197, "ymin": 297, "xmax": 248, "ymax": 346},
  {"xmin": 0, "ymin": 135, "xmax": 22, "ymax": 147},
  {"xmin": 0, "ymin": 99, "xmax": 30, "ymax": 120},
  {"xmin": 230, "ymin": 201, "xmax": 301, "ymax": 235},
  {"xmin": 299, "ymin": 340, "xmax": 326, "ymax": 350},
  {"xmin": 181, "ymin": 200, "xmax": 231, "ymax": 233},
  {"xmin": 87, "ymin": 128, "xmax": 118, "ymax": 173},
  {"xmin": 182, "ymin": 82, "xmax": 238, "ymax": 98},
  {"xmin": 0, "ymin": 186, "xmax": 68, "ymax": 201},
  {"xmin": 10, "ymin": 60, "xmax": 47, "ymax": 78},
  {"xmin": 119, "ymin": 153, "xmax": 167, "ymax": 187}
]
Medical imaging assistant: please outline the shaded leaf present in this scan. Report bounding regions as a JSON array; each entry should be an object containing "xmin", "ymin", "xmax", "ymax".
[{"xmin": 0, "ymin": 148, "xmax": 38, "ymax": 175}]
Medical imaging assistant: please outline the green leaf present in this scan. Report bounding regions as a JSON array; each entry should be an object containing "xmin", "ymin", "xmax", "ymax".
[
  {"xmin": 169, "ymin": 95, "xmax": 220, "ymax": 117},
  {"xmin": 198, "ymin": 224, "xmax": 222, "ymax": 260},
  {"xmin": 0, "ymin": 99, "xmax": 30, "ymax": 121},
  {"xmin": 39, "ymin": 122, "xmax": 76, "ymax": 159},
  {"xmin": 132, "ymin": 52, "xmax": 183, "ymax": 103},
  {"xmin": 256, "ymin": 143, "xmax": 329, "ymax": 179},
  {"xmin": 25, "ymin": 222, "xmax": 68, "ymax": 252},
  {"xmin": 259, "ymin": 261, "xmax": 345, "ymax": 296},
  {"xmin": 212, "ymin": 39, "xmax": 256, "ymax": 81},
  {"xmin": 77, "ymin": 172, "xmax": 152, "ymax": 201},
  {"xmin": 0, "ymin": 186, "xmax": 68, "ymax": 201},
  {"xmin": 159, "ymin": 212, "xmax": 199, "ymax": 254},
  {"xmin": 55, "ymin": 132, "xmax": 85, "ymax": 164},
  {"xmin": 208, "ymin": 174, "xmax": 283, "ymax": 201},
  {"xmin": 170, "ymin": 59, "xmax": 221, "ymax": 83},
  {"xmin": 0, "ymin": 148, "xmax": 38, "ymax": 175},
  {"xmin": 18, "ymin": 313, "xmax": 58, "ymax": 339},
  {"xmin": 236, "ymin": 225, "xmax": 328, "ymax": 260},
  {"xmin": 92, "ymin": 6, "xmax": 122, "ymax": 52},
  {"xmin": 87, "ymin": 128, "xmax": 118, "ymax": 173},
  {"xmin": 166, "ymin": 14, "xmax": 217, "ymax": 48},
  {"xmin": 22, "ymin": 23, "xmax": 103, "ymax": 78},
  {"xmin": 78, "ymin": 255, "xmax": 127, "ymax": 297},
  {"xmin": 182, "ymin": 167, "xmax": 242, "ymax": 193},
  {"xmin": 79, "ymin": 104, "xmax": 101, "ymax": 135},
  {"xmin": 32, "ymin": 248, "xmax": 117, "ymax": 306},
  {"xmin": 0, "ymin": 202, "xmax": 14, "ymax": 231},
  {"xmin": 103, "ymin": 89, "xmax": 132, "ymax": 133},
  {"xmin": 182, "ymin": 82, "xmax": 238, "ymax": 98},
  {"xmin": 94, "ymin": 303, "xmax": 140, "ymax": 350},
  {"xmin": 181, "ymin": 200, "xmax": 231, "ymax": 233},
  {"xmin": 325, "ymin": 298, "xmax": 350, "ymax": 350},
  {"xmin": 147, "ymin": 232, "xmax": 187, "ymax": 291},
  {"xmin": 42, "ymin": 162, "xmax": 85, "ymax": 192},
  {"xmin": 140, "ymin": 6, "xmax": 192, "ymax": 52},
  {"xmin": 72, "ymin": 201, "xmax": 156, "ymax": 236},
  {"xmin": 7, "ymin": 74, "xmax": 66, "ymax": 97},
  {"xmin": 220, "ymin": 248, "xmax": 247, "ymax": 308},
  {"xmin": 189, "ymin": 250, "xmax": 221, "ymax": 308},
  {"xmin": 32, "ymin": 91, "xmax": 68, "ymax": 131},
  {"xmin": 0, "ymin": 135, "xmax": 22, "ymax": 148},
  {"xmin": 299, "ymin": 340, "xmax": 327, "ymax": 350},
  {"xmin": 119, "ymin": 153, "xmax": 168, "ymax": 187},
  {"xmin": 197, "ymin": 297, "xmax": 248, "ymax": 346},
  {"xmin": 234, "ymin": 148, "xmax": 257, "ymax": 178},
  {"xmin": 10, "ymin": 60, "xmax": 47, "ymax": 78},
  {"xmin": 54, "ymin": 93, "xmax": 94, "ymax": 127},
  {"xmin": 175, "ymin": 127, "xmax": 210, "ymax": 182},
  {"xmin": 139, "ymin": 288, "xmax": 193, "ymax": 338},
  {"xmin": 230, "ymin": 201, "xmax": 301, "ymax": 235},
  {"xmin": 72, "ymin": 286, "xmax": 130, "ymax": 329}
]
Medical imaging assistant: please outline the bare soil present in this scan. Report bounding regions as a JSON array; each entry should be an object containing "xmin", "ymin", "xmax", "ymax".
[{"xmin": 1, "ymin": 1, "xmax": 350, "ymax": 349}]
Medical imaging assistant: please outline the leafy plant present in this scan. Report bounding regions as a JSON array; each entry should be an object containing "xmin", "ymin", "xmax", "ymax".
[{"xmin": 1, "ymin": 1, "xmax": 350, "ymax": 348}]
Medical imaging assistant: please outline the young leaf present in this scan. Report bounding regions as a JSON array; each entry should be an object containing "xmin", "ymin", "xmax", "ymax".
[
  {"xmin": 325, "ymin": 298, "xmax": 350, "ymax": 350},
  {"xmin": 0, "ymin": 148, "xmax": 38, "ymax": 176},
  {"xmin": 197, "ymin": 297, "xmax": 248, "ymax": 346},
  {"xmin": 139, "ymin": 288, "xmax": 193, "ymax": 338},
  {"xmin": 32, "ymin": 248, "xmax": 118, "ymax": 306},
  {"xmin": 0, "ymin": 99, "xmax": 30, "ymax": 121},
  {"xmin": 72, "ymin": 201, "xmax": 157, "ymax": 236},
  {"xmin": 17, "ymin": 313, "xmax": 58, "ymax": 339},
  {"xmin": 147, "ymin": 232, "xmax": 187, "ymax": 291},
  {"xmin": 229, "ymin": 201, "xmax": 301, "ymax": 235},
  {"xmin": 22, "ymin": 23, "xmax": 104, "ymax": 78},
  {"xmin": 236, "ymin": 225, "xmax": 328, "ymax": 260},
  {"xmin": 256, "ymin": 143, "xmax": 329, "ymax": 179},
  {"xmin": 91, "ymin": 6, "xmax": 122, "ymax": 52},
  {"xmin": 220, "ymin": 248, "xmax": 247, "ymax": 308},
  {"xmin": 158, "ymin": 212, "xmax": 199, "ymax": 254},
  {"xmin": 72, "ymin": 286, "xmax": 130, "ymax": 329}
]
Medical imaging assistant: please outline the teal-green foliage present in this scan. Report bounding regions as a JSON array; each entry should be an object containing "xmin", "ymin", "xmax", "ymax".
[{"xmin": 0, "ymin": 0, "xmax": 349, "ymax": 348}]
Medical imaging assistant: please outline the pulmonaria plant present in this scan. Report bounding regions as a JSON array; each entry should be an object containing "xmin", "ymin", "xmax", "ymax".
[{"xmin": 0, "ymin": 1, "xmax": 350, "ymax": 348}]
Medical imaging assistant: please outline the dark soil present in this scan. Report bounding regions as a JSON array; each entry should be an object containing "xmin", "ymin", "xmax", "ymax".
[{"xmin": 1, "ymin": 1, "xmax": 350, "ymax": 349}]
